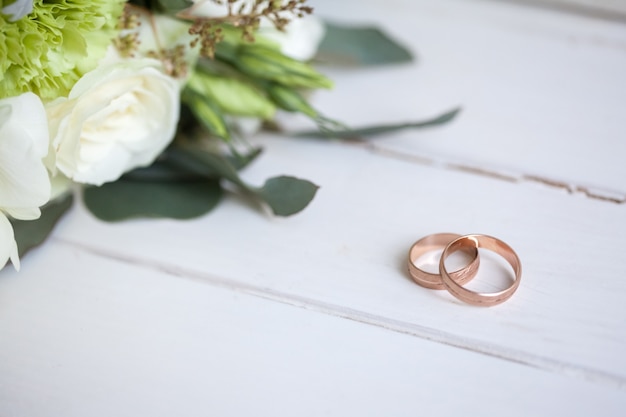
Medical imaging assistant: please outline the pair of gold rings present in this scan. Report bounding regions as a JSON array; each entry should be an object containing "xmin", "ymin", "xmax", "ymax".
[{"xmin": 407, "ymin": 233, "xmax": 522, "ymax": 306}]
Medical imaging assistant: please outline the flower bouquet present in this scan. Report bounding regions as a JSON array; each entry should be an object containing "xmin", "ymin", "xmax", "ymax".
[{"xmin": 0, "ymin": 0, "xmax": 458, "ymax": 271}]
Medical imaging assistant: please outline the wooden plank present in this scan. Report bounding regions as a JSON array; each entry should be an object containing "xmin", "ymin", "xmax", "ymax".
[
  {"xmin": 306, "ymin": 0, "xmax": 626, "ymax": 196},
  {"xmin": 1, "ymin": 244, "xmax": 625, "ymax": 416},
  {"xmin": 30, "ymin": 0, "xmax": 625, "ymax": 390},
  {"xmin": 3, "ymin": 0, "xmax": 625, "ymax": 413},
  {"xmin": 50, "ymin": 133, "xmax": 626, "ymax": 385},
  {"xmin": 496, "ymin": 0, "xmax": 626, "ymax": 20}
]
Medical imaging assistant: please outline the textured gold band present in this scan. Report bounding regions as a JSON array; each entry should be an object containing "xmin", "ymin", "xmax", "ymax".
[
  {"xmin": 408, "ymin": 233, "xmax": 480, "ymax": 290},
  {"xmin": 440, "ymin": 234, "xmax": 522, "ymax": 306}
]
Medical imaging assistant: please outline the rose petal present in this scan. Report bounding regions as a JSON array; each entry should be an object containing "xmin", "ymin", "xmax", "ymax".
[
  {"xmin": 49, "ymin": 59, "xmax": 180, "ymax": 186},
  {"xmin": 0, "ymin": 212, "xmax": 19, "ymax": 271},
  {"xmin": 0, "ymin": 93, "xmax": 51, "ymax": 212}
]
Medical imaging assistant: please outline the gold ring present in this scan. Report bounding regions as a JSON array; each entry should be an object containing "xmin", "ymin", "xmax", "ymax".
[
  {"xmin": 440, "ymin": 234, "xmax": 522, "ymax": 306},
  {"xmin": 408, "ymin": 233, "xmax": 480, "ymax": 290}
]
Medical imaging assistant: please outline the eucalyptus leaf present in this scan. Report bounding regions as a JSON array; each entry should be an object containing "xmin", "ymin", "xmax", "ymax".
[
  {"xmin": 163, "ymin": 146, "xmax": 263, "ymax": 179},
  {"xmin": 10, "ymin": 192, "xmax": 73, "ymax": 258},
  {"xmin": 293, "ymin": 107, "xmax": 461, "ymax": 139},
  {"xmin": 255, "ymin": 176, "xmax": 319, "ymax": 216},
  {"xmin": 123, "ymin": 160, "xmax": 201, "ymax": 182},
  {"xmin": 316, "ymin": 22, "xmax": 413, "ymax": 67},
  {"xmin": 127, "ymin": 0, "xmax": 189, "ymax": 12},
  {"xmin": 227, "ymin": 147, "xmax": 263, "ymax": 171},
  {"xmin": 169, "ymin": 145, "xmax": 318, "ymax": 216},
  {"xmin": 166, "ymin": 146, "xmax": 247, "ymax": 188},
  {"xmin": 84, "ymin": 177, "xmax": 222, "ymax": 222},
  {"xmin": 156, "ymin": 0, "xmax": 192, "ymax": 13}
]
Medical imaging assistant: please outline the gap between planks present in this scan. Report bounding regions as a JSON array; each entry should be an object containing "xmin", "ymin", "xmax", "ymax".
[
  {"xmin": 55, "ymin": 237, "xmax": 626, "ymax": 391},
  {"xmin": 358, "ymin": 142, "xmax": 626, "ymax": 205},
  {"xmin": 480, "ymin": 0, "xmax": 626, "ymax": 23}
]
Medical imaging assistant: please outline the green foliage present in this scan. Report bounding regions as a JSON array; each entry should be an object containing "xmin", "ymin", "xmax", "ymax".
[
  {"xmin": 267, "ymin": 83, "xmax": 317, "ymax": 118},
  {"xmin": 156, "ymin": 0, "xmax": 192, "ymax": 13},
  {"xmin": 181, "ymin": 89, "xmax": 231, "ymax": 140},
  {"xmin": 223, "ymin": 44, "xmax": 333, "ymax": 89},
  {"xmin": 0, "ymin": 0, "xmax": 125, "ymax": 100},
  {"xmin": 116, "ymin": 16, "xmax": 442, "ymax": 222},
  {"xmin": 316, "ymin": 22, "xmax": 414, "ymax": 67},
  {"xmin": 9, "ymin": 11, "xmax": 460, "ymax": 266},
  {"xmin": 10, "ymin": 192, "xmax": 73, "ymax": 257},
  {"xmin": 293, "ymin": 108, "xmax": 462, "ymax": 139},
  {"xmin": 227, "ymin": 147, "xmax": 263, "ymax": 171},
  {"xmin": 83, "ymin": 161, "xmax": 223, "ymax": 221},
  {"xmin": 256, "ymin": 176, "xmax": 319, "ymax": 217},
  {"xmin": 187, "ymin": 70, "xmax": 276, "ymax": 119},
  {"xmin": 84, "ymin": 143, "xmax": 318, "ymax": 222},
  {"xmin": 128, "ymin": 0, "xmax": 191, "ymax": 13},
  {"xmin": 167, "ymin": 144, "xmax": 319, "ymax": 216}
]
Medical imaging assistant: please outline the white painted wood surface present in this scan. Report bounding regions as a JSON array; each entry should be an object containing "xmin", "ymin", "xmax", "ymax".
[
  {"xmin": 1, "ymin": 0, "xmax": 625, "ymax": 415},
  {"xmin": 504, "ymin": 0, "xmax": 626, "ymax": 17}
]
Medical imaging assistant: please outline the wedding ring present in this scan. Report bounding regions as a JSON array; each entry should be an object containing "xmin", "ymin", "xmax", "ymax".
[
  {"xmin": 408, "ymin": 233, "xmax": 480, "ymax": 290},
  {"xmin": 440, "ymin": 234, "xmax": 522, "ymax": 306}
]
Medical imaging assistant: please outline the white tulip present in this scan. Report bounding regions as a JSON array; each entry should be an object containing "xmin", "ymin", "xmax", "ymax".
[
  {"xmin": 190, "ymin": 0, "xmax": 325, "ymax": 61},
  {"xmin": 0, "ymin": 92, "xmax": 51, "ymax": 270},
  {"xmin": 47, "ymin": 58, "xmax": 180, "ymax": 186}
]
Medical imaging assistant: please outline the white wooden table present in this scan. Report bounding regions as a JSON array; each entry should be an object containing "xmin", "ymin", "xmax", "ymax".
[{"xmin": 1, "ymin": 0, "xmax": 625, "ymax": 415}]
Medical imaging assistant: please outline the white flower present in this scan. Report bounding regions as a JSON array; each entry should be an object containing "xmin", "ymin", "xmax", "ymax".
[
  {"xmin": 47, "ymin": 58, "xmax": 181, "ymax": 186},
  {"xmin": 257, "ymin": 16, "xmax": 325, "ymax": 62},
  {"xmin": 0, "ymin": 92, "xmax": 51, "ymax": 270},
  {"xmin": 190, "ymin": 0, "xmax": 325, "ymax": 61}
]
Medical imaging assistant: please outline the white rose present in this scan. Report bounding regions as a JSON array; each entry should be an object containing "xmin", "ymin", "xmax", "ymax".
[
  {"xmin": 0, "ymin": 92, "xmax": 51, "ymax": 270},
  {"xmin": 190, "ymin": 0, "xmax": 325, "ymax": 61},
  {"xmin": 47, "ymin": 58, "xmax": 180, "ymax": 186}
]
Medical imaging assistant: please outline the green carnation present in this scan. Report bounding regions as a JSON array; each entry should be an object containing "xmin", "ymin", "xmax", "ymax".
[{"xmin": 0, "ymin": 0, "xmax": 125, "ymax": 101}]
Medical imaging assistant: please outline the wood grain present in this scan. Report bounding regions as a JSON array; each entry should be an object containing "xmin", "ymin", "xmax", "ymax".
[
  {"xmin": 1, "ymin": 0, "xmax": 624, "ymax": 415},
  {"xmin": 50, "ymin": 134, "xmax": 626, "ymax": 385},
  {"xmin": 1, "ymin": 245, "xmax": 625, "ymax": 416}
]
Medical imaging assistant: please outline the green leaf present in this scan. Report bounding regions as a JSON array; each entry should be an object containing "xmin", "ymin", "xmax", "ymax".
[
  {"xmin": 155, "ymin": 0, "xmax": 192, "ymax": 13},
  {"xmin": 227, "ymin": 147, "xmax": 263, "ymax": 171},
  {"xmin": 293, "ymin": 108, "xmax": 461, "ymax": 139},
  {"xmin": 83, "ymin": 141, "xmax": 316, "ymax": 221},
  {"xmin": 255, "ymin": 176, "xmax": 319, "ymax": 216},
  {"xmin": 127, "ymin": 0, "xmax": 189, "ymax": 12},
  {"xmin": 169, "ymin": 144, "xmax": 318, "ymax": 216},
  {"xmin": 10, "ymin": 192, "xmax": 74, "ymax": 258},
  {"xmin": 84, "ymin": 176, "xmax": 223, "ymax": 222},
  {"xmin": 182, "ymin": 89, "xmax": 231, "ymax": 140},
  {"xmin": 316, "ymin": 22, "xmax": 414, "ymax": 67},
  {"xmin": 166, "ymin": 146, "xmax": 247, "ymax": 188},
  {"xmin": 123, "ymin": 160, "xmax": 201, "ymax": 182}
]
